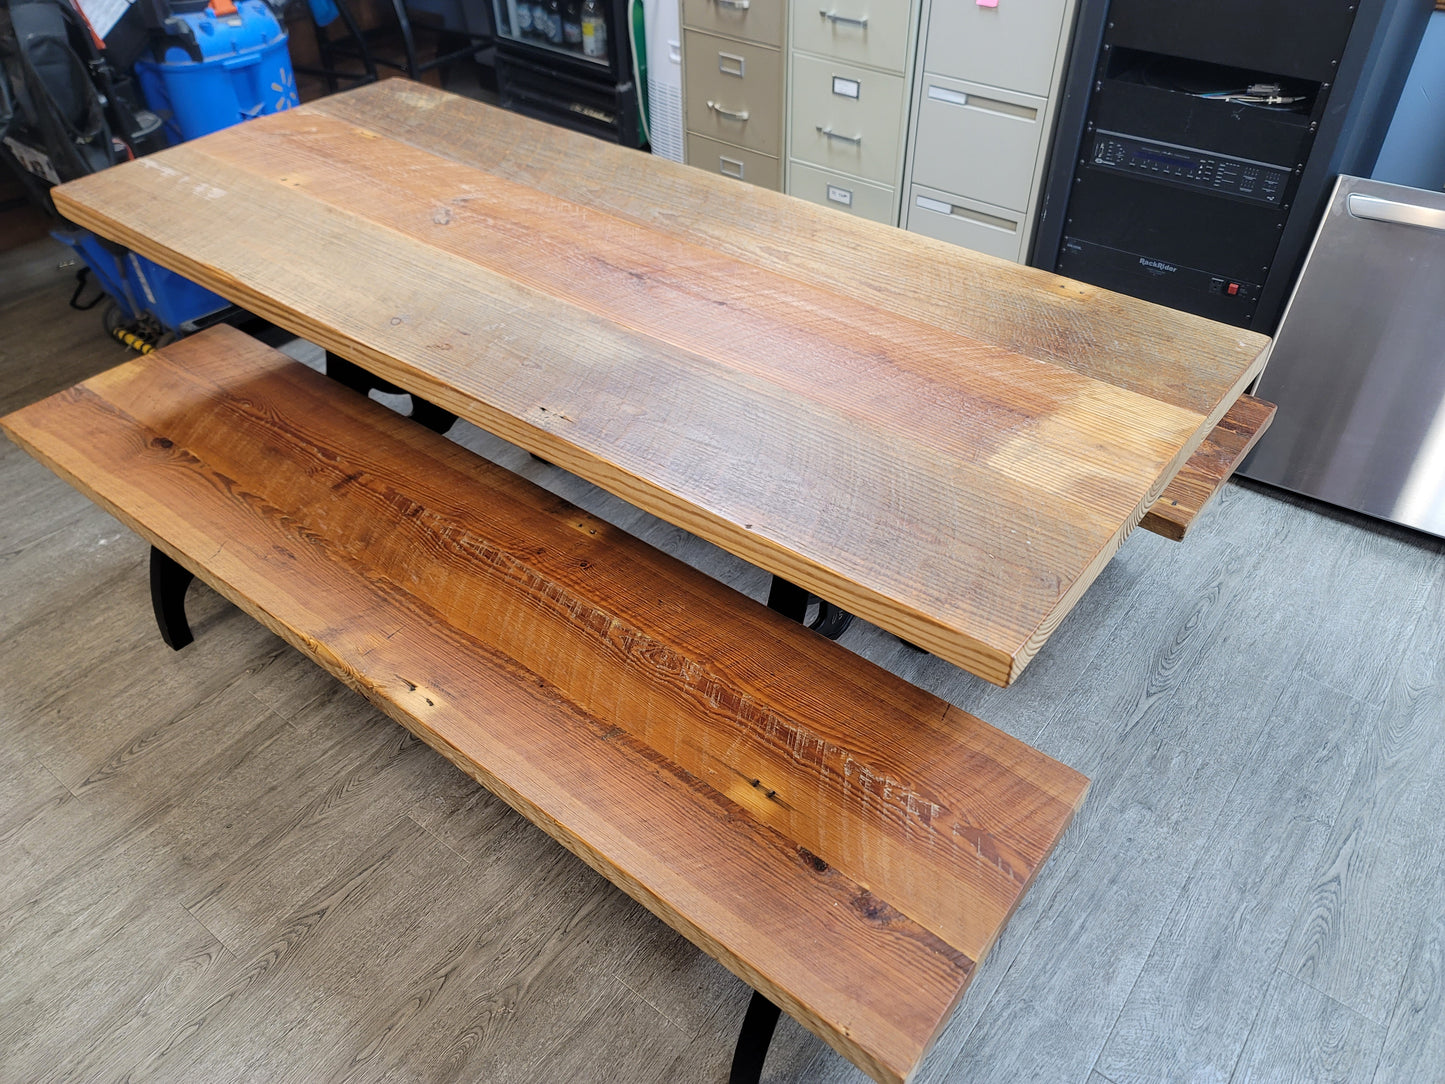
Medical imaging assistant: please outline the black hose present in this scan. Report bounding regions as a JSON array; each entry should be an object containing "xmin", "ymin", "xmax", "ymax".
[{"xmin": 68, "ymin": 266, "xmax": 104, "ymax": 310}]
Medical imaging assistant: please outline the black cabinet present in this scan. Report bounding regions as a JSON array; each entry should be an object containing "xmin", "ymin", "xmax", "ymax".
[
  {"xmin": 492, "ymin": 0, "xmax": 644, "ymax": 144},
  {"xmin": 1030, "ymin": 0, "xmax": 1432, "ymax": 332}
]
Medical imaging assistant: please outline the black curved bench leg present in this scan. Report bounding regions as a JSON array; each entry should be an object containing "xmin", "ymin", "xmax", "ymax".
[
  {"xmin": 766, "ymin": 575, "xmax": 809, "ymax": 623},
  {"xmin": 324, "ymin": 351, "xmax": 376, "ymax": 396},
  {"xmin": 808, "ymin": 600, "xmax": 853, "ymax": 640},
  {"xmin": 150, "ymin": 547, "xmax": 195, "ymax": 650},
  {"xmin": 729, "ymin": 990, "xmax": 782, "ymax": 1084},
  {"xmin": 324, "ymin": 351, "xmax": 456, "ymax": 435},
  {"xmin": 408, "ymin": 396, "xmax": 458, "ymax": 435},
  {"xmin": 766, "ymin": 576, "xmax": 854, "ymax": 640}
]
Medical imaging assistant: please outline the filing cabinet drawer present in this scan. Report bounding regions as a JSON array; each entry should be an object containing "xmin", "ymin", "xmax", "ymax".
[
  {"xmin": 910, "ymin": 74, "xmax": 1045, "ymax": 212},
  {"xmin": 905, "ymin": 184, "xmax": 1024, "ymax": 262},
  {"xmin": 687, "ymin": 133, "xmax": 782, "ymax": 190},
  {"xmin": 681, "ymin": 0, "xmax": 785, "ymax": 49},
  {"xmin": 684, "ymin": 31, "xmax": 783, "ymax": 157},
  {"xmin": 791, "ymin": 0, "xmax": 913, "ymax": 73},
  {"xmin": 789, "ymin": 54, "xmax": 906, "ymax": 186},
  {"xmin": 923, "ymin": 0, "xmax": 1068, "ymax": 98},
  {"xmin": 788, "ymin": 161, "xmax": 895, "ymax": 223}
]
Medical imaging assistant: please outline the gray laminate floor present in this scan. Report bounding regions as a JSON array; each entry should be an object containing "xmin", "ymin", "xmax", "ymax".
[{"xmin": 3, "ymin": 237, "xmax": 1443, "ymax": 1083}]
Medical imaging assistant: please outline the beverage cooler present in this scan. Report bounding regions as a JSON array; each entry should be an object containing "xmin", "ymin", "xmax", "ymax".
[{"xmin": 492, "ymin": 0, "xmax": 645, "ymax": 144}]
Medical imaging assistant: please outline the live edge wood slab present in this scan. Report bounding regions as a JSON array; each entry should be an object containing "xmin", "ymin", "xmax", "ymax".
[
  {"xmin": 49, "ymin": 81, "xmax": 1270, "ymax": 685},
  {"xmin": 1, "ymin": 327, "xmax": 1088, "ymax": 1084}
]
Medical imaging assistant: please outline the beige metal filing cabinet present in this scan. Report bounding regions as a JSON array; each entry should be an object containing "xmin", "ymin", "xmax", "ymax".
[
  {"xmin": 681, "ymin": 0, "xmax": 787, "ymax": 190},
  {"xmin": 901, "ymin": 0, "xmax": 1078, "ymax": 261},
  {"xmin": 785, "ymin": 0, "xmax": 922, "ymax": 224}
]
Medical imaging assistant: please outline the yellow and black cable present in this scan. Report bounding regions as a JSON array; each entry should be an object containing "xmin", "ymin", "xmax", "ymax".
[{"xmin": 110, "ymin": 325, "xmax": 156, "ymax": 354}]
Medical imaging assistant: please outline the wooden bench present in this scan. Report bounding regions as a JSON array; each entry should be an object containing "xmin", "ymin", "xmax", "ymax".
[
  {"xmin": 2, "ymin": 325, "xmax": 1088, "ymax": 1084},
  {"xmin": 1143, "ymin": 394, "xmax": 1277, "ymax": 541}
]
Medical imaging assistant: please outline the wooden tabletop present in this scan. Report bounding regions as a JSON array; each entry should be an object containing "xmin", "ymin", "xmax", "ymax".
[{"xmin": 51, "ymin": 80, "xmax": 1269, "ymax": 686}]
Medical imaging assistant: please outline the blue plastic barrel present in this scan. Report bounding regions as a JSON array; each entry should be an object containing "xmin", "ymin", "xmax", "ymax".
[
  {"xmin": 54, "ymin": 229, "xmax": 229, "ymax": 330},
  {"xmin": 136, "ymin": 1, "xmax": 298, "ymax": 144}
]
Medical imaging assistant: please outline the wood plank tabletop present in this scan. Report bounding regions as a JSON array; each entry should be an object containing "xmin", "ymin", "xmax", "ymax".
[{"xmin": 50, "ymin": 81, "xmax": 1270, "ymax": 685}]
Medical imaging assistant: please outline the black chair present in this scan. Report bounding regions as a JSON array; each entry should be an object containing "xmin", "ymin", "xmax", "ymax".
[{"xmin": 301, "ymin": 0, "xmax": 492, "ymax": 93}]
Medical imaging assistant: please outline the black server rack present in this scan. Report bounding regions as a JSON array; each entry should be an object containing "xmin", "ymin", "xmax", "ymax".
[{"xmin": 1029, "ymin": 0, "xmax": 1432, "ymax": 332}]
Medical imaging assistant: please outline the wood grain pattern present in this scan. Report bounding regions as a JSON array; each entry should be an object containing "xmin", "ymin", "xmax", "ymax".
[
  {"xmin": 1277, "ymin": 568, "xmax": 1445, "ymax": 1026},
  {"xmin": 306, "ymin": 81, "xmax": 1268, "ymax": 419},
  {"xmin": 1229, "ymin": 969, "xmax": 1385, "ymax": 1083},
  {"xmin": 47, "ymin": 83, "xmax": 1268, "ymax": 685},
  {"xmin": 11, "ymin": 233, "xmax": 1445, "ymax": 1084},
  {"xmin": 1375, "ymin": 871, "xmax": 1445, "ymax": 1080},
  {"xmin": 1094, "ymin": 677, "xmax": 1371, "ymax": 1084},
  {"xmin": 1141, "ymin": 394, "xmax": 1277, "ymax": 541},
  {"xmin": 1, "ymin": 327, "xmax": 1087, "ymax": 1084}
]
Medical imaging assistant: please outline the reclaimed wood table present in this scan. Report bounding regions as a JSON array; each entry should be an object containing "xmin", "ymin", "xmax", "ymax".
[{"xmin": 50, "ymin": 80, "xmax": 1270, "ymax": 686}]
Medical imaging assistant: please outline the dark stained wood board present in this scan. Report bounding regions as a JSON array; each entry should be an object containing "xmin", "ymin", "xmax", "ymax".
[
  {"xmin": 1143, "ymin": 395, "xmax": 1278, "ymax": 541},
  {"xmin": 50, "ymin": 85, "xmax": 1269, "ymax": 684},
  {"xmin": 0, "ymin": 327, "xmax": 1089, "ymax": 1084}
]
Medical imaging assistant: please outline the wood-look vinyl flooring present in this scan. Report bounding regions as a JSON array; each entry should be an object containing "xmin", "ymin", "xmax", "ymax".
[{"xmin": 3, "ymin": 237, "xmax": 1444, "ymax": 1083}]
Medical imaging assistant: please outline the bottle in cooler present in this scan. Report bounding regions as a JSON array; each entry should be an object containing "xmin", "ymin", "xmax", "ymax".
[
  {"xmin": 514, "ymin": 0, "xmax": 534, "ymax": 36},
  {"xmin": 562, "ymin": 0, "xmax": 581, "ymax": 46},
  {"xmin": 581, "ymin": 0, "xmax": 606, "ymax": 58}
]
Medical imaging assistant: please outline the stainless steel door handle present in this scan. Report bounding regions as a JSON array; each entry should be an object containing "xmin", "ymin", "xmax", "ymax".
[
  {"xmin": 1347, "ymin": 193, "xmax": 1445, "ymax": 233},
  {"xmin": 707, "ymin": 101, "xmax": 750, "ymax": 122},
  {"xmin": 816, "ymin": 126, "xmax": 862, "ymax": 145},
  {"xmin": 820, "ymin": 9, "xmax": 868, "ymax": 27}
]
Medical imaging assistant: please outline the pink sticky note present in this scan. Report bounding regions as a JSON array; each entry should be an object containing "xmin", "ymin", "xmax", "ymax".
[{"xmin": 977, "ymin": 0, "xmax": 998, "ymax": 7}]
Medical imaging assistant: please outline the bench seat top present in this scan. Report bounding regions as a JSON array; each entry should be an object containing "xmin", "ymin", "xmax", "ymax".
[
  {"xmin": 1143, "ymin": 394, "xmax": 1276, "ymax": 541},
  {"xmin": 2, "ymin": 326, "xmax": 1087, "ymax": 1084}
]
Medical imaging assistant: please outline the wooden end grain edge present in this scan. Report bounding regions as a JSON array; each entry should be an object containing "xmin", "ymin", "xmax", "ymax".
[
  {"xmin": 1005, "ymin": 350, "xmax": 1270, "ymax": 685},
  {"xmin": 1140, "ymin": 395, "xmax": 1278, "ymax": 543}
]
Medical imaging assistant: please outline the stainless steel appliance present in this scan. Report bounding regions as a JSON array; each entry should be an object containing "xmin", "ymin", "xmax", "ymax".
[{"xmin": 1239, "ymin": 175, "xmax": 1445, "ymax": 538}]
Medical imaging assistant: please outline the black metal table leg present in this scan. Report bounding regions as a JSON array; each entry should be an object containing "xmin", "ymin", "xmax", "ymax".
[
  {"xmin": 809, "ymin": 600, "xmax": 853, "ymax": 640},
  {"xmin": 150, "ymin": 547, "xmax": 195, "ymax": 651},
  {"xmin": 729, "ymin": 990, "xmax": 782, "ymax": 1084},
  {"xmin": 766, "ymin": 576, "xmax": 854, "ymax": 640},
  {"xmin": 766, "ymin": 575, "xmax": 810, "ymax": 623},
  {"xmin": 323, "ymin": 351, "xmax": 457, "ymax": 434},
  {"xmin": 324, "ymin": 351, "xmax": 381, "ymax": 396},
  {"xmin": 408, "ymin": 396, "xmax": 458, "ymax": 435}
]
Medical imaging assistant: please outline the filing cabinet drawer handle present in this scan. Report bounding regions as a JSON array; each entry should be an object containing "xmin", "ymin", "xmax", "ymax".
[
  {"xmin": 915, "ymin": 195, "xmax": 1018, "ymax": 233},
  {"xmin": 819, "ymin": 9, "xmax": 868, "ymax": 27},
  {"xmin": 816, "ymin": 126, "xmax": 863, "ymax": 145},
  {"xmin": 926, "ymin": 85, "xmax": 1038, "ymax": 122},
  {"xmin": 708, "ymin": 101, "xmax": 751, "ymax": 122},
  {"xmin": 711, "ymin": 0, "xmax": 751, "ymax": 8}
]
